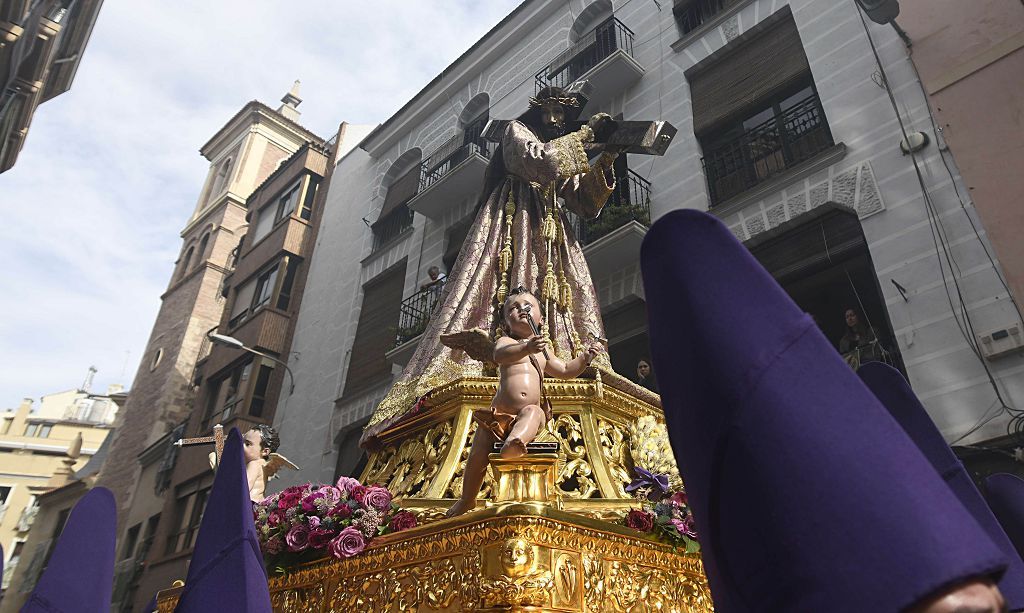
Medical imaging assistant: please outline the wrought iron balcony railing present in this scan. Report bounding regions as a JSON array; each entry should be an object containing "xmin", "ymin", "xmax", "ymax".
[
  {"xmin": 535, "ymin": 16, "xmax": 636, "ymax": 93},
  {"xmin": 674, "ymin": 0, "xmax": 743, "ymax": 35},
  {"xmin": 420, "ymin": 139, "xmax": 493, "ymax": 192},
  {"xmin": 574, "ymin": 168, "xmax": 652, "ymax": 245},
  {"xmin": 393, "ymin": 281, "xmax": 445, "ymax": 349},
  {"xmin": 702, "ymin": 93, "xmax": 834, "ymax": 206},
  {"xmin": 372, "ymin": 206, "xmax": 415, "ymax": 251}
]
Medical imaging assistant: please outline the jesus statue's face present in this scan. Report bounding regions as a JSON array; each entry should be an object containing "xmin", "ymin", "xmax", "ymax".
[{"xmin": 538, "ymin": 102, "xmax": 566, "ymax": 142}]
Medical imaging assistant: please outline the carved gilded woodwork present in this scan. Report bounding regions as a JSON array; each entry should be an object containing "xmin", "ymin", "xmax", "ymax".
[
  {"xmin": 156, "ymin": 507, "xmax": 712, "ymax": 612},
  {"xmin": 359, "ymin": 376, "xmax": 665, "ymax": 513},
  {"xmin": 154, "ymin": 378, "xmax": 711, "ymax": 611}
]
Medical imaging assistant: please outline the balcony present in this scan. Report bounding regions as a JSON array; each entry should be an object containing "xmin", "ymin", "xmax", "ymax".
[
  {"xmin": 535, "ymin": 16, "xmax": 643, "ymax": 104},
  {"xmin": 385, "ymin": 282, "xmax": 445, "ymax": 366},
  {"xmin": 408, "ymin": 138, "xmax": 493, "ymax": 221},
  {"xmin": 372, "ymin": 206, "xmax": 415, "ymax": 252},
  {"xmin": 674, "ymin": 0, "xmax": 745, "ymax": 36},
  {"xmin": 702, "ymin": 94, "xmax": 834, "ymax": 207},
  {"xmin": 574, "ymin": 169, "xmax": 652, "ymax": 275}
]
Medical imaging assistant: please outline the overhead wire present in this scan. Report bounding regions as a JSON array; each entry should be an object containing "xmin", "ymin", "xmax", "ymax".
[{"xmin": 855, "ymin": 6, "xmax": 1023, "ymax": 443}]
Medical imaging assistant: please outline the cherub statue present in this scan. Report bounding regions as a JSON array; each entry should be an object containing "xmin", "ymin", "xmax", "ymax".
[
  {"xmin": 210, "ymin": 425, "xmax": 297, "ymax": 502},
  {"xmin": 444, "ymin": 286, "xmax": 604, "ymax": 517}
]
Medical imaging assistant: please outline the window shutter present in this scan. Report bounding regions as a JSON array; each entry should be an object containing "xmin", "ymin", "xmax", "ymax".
[
  {"xmin": 230, "ymin": 279, "xmax": 256, "ymax": 319},
  {"xmin": 378, "ymin": 166, "xmax": 421, "ymax": 220},
  {"xmin": 687, "ymin": 8, "xmax": 810, "ymax": 136},
  {"xmin": 343, "ymin": 263, "xmax": 407, "ymax": 396}
]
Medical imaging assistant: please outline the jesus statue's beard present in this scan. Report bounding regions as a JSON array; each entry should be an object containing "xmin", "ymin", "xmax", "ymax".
[{"xmin": 538, "ymin": 122, "xmax": 566, "ymax": 142}]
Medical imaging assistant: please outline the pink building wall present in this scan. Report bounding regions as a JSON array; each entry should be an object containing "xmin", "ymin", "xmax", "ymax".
[{"xmin": 899, "ymin": 0, "xmax": 1024, "ymax": 305}]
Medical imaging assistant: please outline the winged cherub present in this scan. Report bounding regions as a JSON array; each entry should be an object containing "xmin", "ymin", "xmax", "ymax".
[
  {"xmin": 443, "ymin": 286, "xmax": 604, "ymax": 517},
  {"xmin": 211, "ymin": 425, "xmax": 297, "ymax": 502}
]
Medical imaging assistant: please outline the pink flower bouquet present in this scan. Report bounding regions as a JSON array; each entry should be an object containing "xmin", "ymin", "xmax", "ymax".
[
  {"xmin": 254, "ymin": 477, "xmax": 417, "ymax": 573},
  {"xmin": 622, "ymin": 467, "xmax": 700, "ymax": 553}
]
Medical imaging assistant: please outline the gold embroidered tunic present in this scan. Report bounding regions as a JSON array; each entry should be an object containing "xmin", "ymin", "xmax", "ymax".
[{"xmin": 361, "ymin": 121, "xmax": 651, "ymax": 447}]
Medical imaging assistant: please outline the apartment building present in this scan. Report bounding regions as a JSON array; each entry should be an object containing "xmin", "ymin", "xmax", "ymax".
[
  {"xmin": 1, "ymin": 0, "xmax": 103, "ymax": 172},
  {"xmin": 276, "ymin": 0, "xmax": 1024, "ymax": 486}
]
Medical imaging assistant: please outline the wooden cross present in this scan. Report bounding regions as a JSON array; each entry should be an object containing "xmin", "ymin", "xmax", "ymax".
[{"xmin": 173, "ymin": 424, "xmax": 226, "ymax": 462}]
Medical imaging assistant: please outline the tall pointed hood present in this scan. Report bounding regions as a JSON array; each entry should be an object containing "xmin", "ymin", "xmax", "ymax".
[
  {"xmin": 859, "ymin": 362, "xmax": 1024, "ymax": 607},
  {"xmin": 175, "ymin": 428, "xmax": 271, "ymax": 612},
  {"xmin": 22, "ymin": 487, "xmax": 116, "ymax": 612},
  {"xmin": 987, "ymin": 473, "xmax": 1024, "ymax": 562},
  {"xmin": 640, "ymin": 209, "xmax": 1006, "ymax": 611}
]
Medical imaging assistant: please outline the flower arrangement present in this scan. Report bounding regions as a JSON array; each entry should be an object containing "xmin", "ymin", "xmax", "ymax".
[
  {"xmin": 623, "ymin": 465, "xmax": 700, "ymax": 554},
  {"xmin": 628, "ymin": 415, "xmax": 683, "ymax": 491},
  {"xmin": 254, "ymin": 476, "xmax": 417, "ymax": 573}
]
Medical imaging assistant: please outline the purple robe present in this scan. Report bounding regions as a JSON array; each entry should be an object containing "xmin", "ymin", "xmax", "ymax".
[
  {"xmin": 640, "ymin": 209, "xmax": 1006, "ymax": 611},
  {"xmin": 987, "ymin": 473, "xmax": 1024, "ymax": 563},
  {"xmin": 860, "ymin": 362, "xmax": 1024, "ymax": 607}
]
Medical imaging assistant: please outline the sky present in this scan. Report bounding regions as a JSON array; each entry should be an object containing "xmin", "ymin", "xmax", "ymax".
[{"xmin": 0, "ymin": 0, "xmax": 523, "ymax": 408}]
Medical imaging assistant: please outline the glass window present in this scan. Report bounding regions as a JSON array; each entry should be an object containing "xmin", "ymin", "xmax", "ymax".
[
  {"xmin": 276, "ymin": 260, "xmax": 298, "ymax": 311},
  {"xmin": 275, "ymin": 183, "xmax": 301, "ymax": 222},
  {"xmin": 38, "ymin": 425, "xmax": 52, "ymax": 438},
  {"xmin": 252, "ymin": 266, "xmax": 279, "ymax": 311},
  {"xmin": 0, "ymin": 486, "xmax": 11, "ymax": 505},
  {"xmin": 250, "ymin": 202, "xmax": 277, "ymax": 244},
  {"xmin": 23, "ymin": 424, "xmax": 38, "ymax": 437},
  {"xmin": 248, "ymin": 364, "xmax": 274, "ymax": 418}
]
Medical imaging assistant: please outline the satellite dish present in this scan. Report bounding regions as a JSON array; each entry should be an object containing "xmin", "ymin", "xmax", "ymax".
[{"xmin": 855, "ymin": 0, "xmax": 900, "ymax": 24}]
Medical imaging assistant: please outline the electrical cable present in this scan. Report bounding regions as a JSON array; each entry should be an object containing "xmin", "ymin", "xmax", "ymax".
[{"xmin": 855, "ymin": 6, "xmax": 1023, "ymax": 443}]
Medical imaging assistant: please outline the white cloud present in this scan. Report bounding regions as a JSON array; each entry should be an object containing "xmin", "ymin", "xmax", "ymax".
[{"xmin": 0, "ymin": 0, "xmax": 522, "ymax": 406}]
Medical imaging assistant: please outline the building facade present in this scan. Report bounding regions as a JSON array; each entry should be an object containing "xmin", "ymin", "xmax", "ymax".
[
  {"xmin": 122, "ymin": 112, "xmax": 372, "ymax": 610},
  {"xmin": 275, "ymin": 0, "xmax": 1024, "ymax": 487},
  {"xmin": 0, "ymin": 378, "xmax": 122, "ymax": 606},
  {"xmin": 0, "ymin": 0, "xmax": 103, "ymax": 172}
]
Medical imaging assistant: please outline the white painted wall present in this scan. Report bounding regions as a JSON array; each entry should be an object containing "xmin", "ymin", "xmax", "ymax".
[{"xmin": 275, "ymin": 0, "xmax": 1024, "ymax": 484}]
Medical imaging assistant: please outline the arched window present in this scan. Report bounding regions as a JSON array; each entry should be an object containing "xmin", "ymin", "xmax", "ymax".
[
  {"xmin": 373, "ymin": 149, "xmax": 422, "ymax": 251},
  {"xmin": 459, "ymin": 93, "xmax": 490, "ymax": 151},
  {"xmin": 570, "ymin": 0, "xmax": 613, "ymax": 43},
  {"xmin": 210, "ymin": 157, "xmax": 233, "ymax": 199},
  {"xmin": 179, "ymin": 246, "xmax": 195, "ymax": 280},
  {"xmin": 195, "ymin": 232, "xmax": 211, "ymax": 269}
]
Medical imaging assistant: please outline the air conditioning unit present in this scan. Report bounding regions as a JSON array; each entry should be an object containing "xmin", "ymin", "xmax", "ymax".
[{"xmin": 978, "ymin": 323, "xmax": 1024, "ymax": 360}]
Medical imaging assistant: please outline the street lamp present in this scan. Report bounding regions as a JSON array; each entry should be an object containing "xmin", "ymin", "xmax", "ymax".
[{"xmin": 207, "ymin": 333, "xmax": 295, "ymax": 395}]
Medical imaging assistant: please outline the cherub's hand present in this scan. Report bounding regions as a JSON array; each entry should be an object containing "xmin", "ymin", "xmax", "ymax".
[
  {"xmin": 526, "ymin": 335, "xmax": 549, "ymax": 354},
  {"xmin": 584, "ymin": 341, "xmax": 604, "ymax": 364}
]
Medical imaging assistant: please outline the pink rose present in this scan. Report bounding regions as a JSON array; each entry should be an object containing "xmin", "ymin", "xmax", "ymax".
[
  {"xmin": 267, "ymin": 510, "xmax": 285, "ymax": 527},
  {"xmin": 349, "ymin": 485, "xmax": 368, "ymax": 504},
  {"xmin": 263, "ymin": 536, "xmax": 284, "ymax": 555},
  {"xmin": 625, "ymin": 509, "xmax": 655, "ymax": 532},
  {"xmin": 308, "ymin": 516, "xmax": 321, "ymax": 529},
  {"xmin": 335, "ymin": 476, "xmax": 361, "ymax": 495},
  {"xmin": 308, "ymin": 528, "xmax": 334, "ymax": 550},
  {"xmin": 388, "ymin": 511, "xmax": 417, "ymax": 532},
  {"xmin": 285, "ymin": 524, "xmax": 310, "ymax": 552},
  {"xmin": 329, "ymin": 503, "xmax": 353, "ymax": 520},
  {"xmin": 362, "ymin": 486, "xmax": 392, "ymax": 511},
  {"xmin": 670, "ymin": 491, "xmax": 689, "ymax": 507},
  {"xmin": 318, "ymin": 486, "xmax": 342, "ymax": 507},
  {"xmin": 301, "ymin": 491, "xmax": 325, "ymax": 513},
  {"xmin": 328, "ymin": 526, "xmax": 366, "ymax": 559}
]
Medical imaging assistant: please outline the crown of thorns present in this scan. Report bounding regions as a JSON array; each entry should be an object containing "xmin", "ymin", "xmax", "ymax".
[{"xmin": 528, "ymin": 95, "xmax": 580, "ymax": 109}]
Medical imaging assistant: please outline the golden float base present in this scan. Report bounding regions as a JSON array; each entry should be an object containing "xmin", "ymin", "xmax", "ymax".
[{"xmin": 157, "ymin": 502, "xmax": 712, "ymax": 612}]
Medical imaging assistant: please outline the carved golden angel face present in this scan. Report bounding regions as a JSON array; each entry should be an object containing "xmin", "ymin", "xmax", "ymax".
[{"xmin": 501, "ymin": 538, "xmax": 535, "ymax": 576}]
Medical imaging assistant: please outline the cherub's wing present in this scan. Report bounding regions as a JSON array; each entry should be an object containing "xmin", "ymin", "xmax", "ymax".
[
  {"xmin": 440, "ymin": 328, "xmax": 496, "ymax": 364},
  {"xmin": 263, "ymin": 453, "xmax": 300, "ymax": 481}
]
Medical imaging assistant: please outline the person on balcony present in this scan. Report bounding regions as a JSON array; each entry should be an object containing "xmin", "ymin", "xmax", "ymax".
[
  {"xmin": 839, "ymin": 307, "xmax": 882, "ymax": 368},
  {"xmin": 635, "ymin": 359, "xmax": 659, "ymax": 394},
  {"xmin": 361, "ymin": 85, "xmax": 643, "ymax": 449},
  {"xmin": 419, "ymin": 265, "xmax": 447, "ymax": 291}
]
